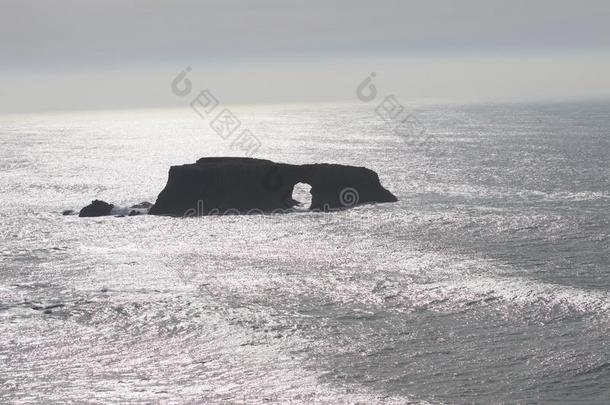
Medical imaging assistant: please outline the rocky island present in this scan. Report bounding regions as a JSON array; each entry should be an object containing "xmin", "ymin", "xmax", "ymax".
[{"xmin": 77, "ymin": 157, "xmax": 397, "ymax": 217}]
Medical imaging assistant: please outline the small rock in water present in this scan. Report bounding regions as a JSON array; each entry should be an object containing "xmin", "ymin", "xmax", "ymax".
[
  {"xmin": 79, "ymin": 200, "xmax": 114, "ymax": 217},
  {"xmin": 130, "ymin": 201, "xmax": 153, "ymax": 209}
]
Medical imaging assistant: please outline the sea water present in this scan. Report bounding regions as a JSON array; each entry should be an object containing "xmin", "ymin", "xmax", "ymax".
[{"xmin": 1, "ymin": 101, "xmax": 609, "ymax": 403}]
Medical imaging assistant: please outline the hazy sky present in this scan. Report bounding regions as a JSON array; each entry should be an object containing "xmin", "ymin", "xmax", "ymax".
[{"xmin": 1, "ymin": 0, "xmax": 610, "ymax": 113}]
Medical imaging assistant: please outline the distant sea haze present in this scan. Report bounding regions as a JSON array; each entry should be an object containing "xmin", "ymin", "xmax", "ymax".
[
  {"xmin": 4, "ymin": 52, "xmax": 610, "ymax": 114},
  {"xmin": 1, "ymin": 101, "xmax": 609, "ymax": 403}
]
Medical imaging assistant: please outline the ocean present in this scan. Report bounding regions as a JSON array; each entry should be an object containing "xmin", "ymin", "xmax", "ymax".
[{"xmin": 1, "ymin": 101, "xmax": 609, "ymax": 403}]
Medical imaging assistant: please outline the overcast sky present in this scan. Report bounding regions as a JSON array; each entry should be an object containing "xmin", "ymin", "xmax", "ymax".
[{"xmin": 1, "ymin": 0, "xmax": 610, "ymax": 113}]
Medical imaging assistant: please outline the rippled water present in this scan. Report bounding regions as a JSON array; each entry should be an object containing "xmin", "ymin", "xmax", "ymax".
[{"xmin": 1, "ymin": 101, "xmax": 609, "ymax": 403}]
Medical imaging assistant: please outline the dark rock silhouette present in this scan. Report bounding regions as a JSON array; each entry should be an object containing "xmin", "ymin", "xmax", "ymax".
[
  {"xmin": 149, "ymin": 157, "xmax": 397, "ymax": 216},
  {"xmin": 78, "ymin": 200, "xmax": 152, "ymax": 217},
  {"xmin": 74, "ymin": 158, "xmax": 397, "ymax": 217},
  {"xmin": 79, "ymin": 200, "xmax": 114, "ymax": 217}
]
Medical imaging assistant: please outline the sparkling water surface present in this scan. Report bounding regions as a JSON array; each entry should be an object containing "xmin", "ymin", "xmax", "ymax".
[{"xmin": 1, "ymin": 102, "xmax": 609, "ymax": 403}]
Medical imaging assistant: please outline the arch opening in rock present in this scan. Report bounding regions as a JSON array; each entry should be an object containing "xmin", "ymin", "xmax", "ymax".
[{"xmin": 291, "ymin": 182, "xmax": 313, "ymax": 210}]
